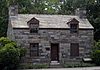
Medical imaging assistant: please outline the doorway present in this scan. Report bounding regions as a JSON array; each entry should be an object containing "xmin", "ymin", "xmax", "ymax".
[{"xmin": 51, "ymin": 43, "xmax": 59, "ymax": 61}]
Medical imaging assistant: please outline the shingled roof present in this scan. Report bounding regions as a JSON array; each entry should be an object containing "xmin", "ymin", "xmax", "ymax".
[{"xmin": 11, "ymin": 14, "xmax": 94, "ymax": 29}]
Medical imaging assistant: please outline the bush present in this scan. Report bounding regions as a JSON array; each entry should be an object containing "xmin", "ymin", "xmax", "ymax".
[
  {"xmin": 63, "ymin": 62, "xmax": 95, "ymax": 68},
  {"xmin": 19, "ymin": 64, "xmax": 49, "ymax": 69},
  {"xmin": 92, "ymin": 50, "xmax": 100, "ymax": 65},
  {"xmin": 0, "ymin": 37, "xmax": 26, "ymax": 70},
  {"xmin": 32, "ymin": 64, "xmax": 49, "ymax": 69},
  {"xmin": 91, "ymin": 40, "xmax": 100, "ymax": 65},
  {"xmin": 0, "ymin": 37, "xmax": 12, "ymax": 46},
  {"xmin": 0, "ymin": 45, "xmax": 20, "ymax": 70}
]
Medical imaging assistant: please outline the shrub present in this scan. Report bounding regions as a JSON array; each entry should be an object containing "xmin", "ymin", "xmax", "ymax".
[
  {"xmin": 91, "ymin": 40, "xmax": 100, "ymax": 65},
  {"xmin": 0, "ymin": 37, "xmax": 26, "ymax": 70},
  {"xmin": 63, "ymin": 62, "xmax": 95, "ymax": 68},
  {"xmin": 32, "ymin": 64, "xmax": 49, "ymax": 69},
  {"xmin": 0, "ymin": 45, "xmax": 20, "ymax": 70},
  {"xmin": 0, "ymin": 37, "xmax": 12, "ymax": 47},
  {"xmin": 92, "ymin": 50, "xmax": 100, "ymax": 65},
  {"xmin": 19, "ymin": 64, "xmax": 49, "ymax": 69}
]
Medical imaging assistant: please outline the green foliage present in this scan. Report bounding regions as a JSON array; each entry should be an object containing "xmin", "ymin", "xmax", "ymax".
[
  {"xmin": 0, "ymin": 37, "xmax": 26, "ymax": 70},
  {"xmin": 18, "ymin": 0, "xmax": 34, "ymax": 14},
  {"xmin": 94, "ymin": 40, "xmax": 100, "ymax": 50},
  {"xmin": 91, "ymin": 41, "xmax": 100, "ymax": 65},
  {"xmin": 19, "ymin": 48, "xmax": 27, "ymax": 57},
  {"xmin": 18, "ymin": 64, "xmax": 49, "ymax": 69},
  {"xmin": 59, "ymin": 0, "xmax": 75, "ymax": 15},
  {"xmin": 92, "ymin": 50, "xmax": 100, "ymax": 65},
  {"xmin": 18, "ymin": 0, "xmax": 60, "ymax": 14},
  {"xmin": 0, "ymin": 37, "xmax": 12, "ymax": 46},
  {"xmin": 86, "ymin": 1, "xmax": 100, "ymax": 41},
  {"xmin": 0, "ymin": 0, "xmax": 100, "ymax": 41},
  {"xmin": 48, "ymin": 0, "xmax": 59, "ymax": 3},
  {"xmin": 63, "ymin": 62, "xmax": 95, "ymax": 68},
  {"xmin": 0, "ymin": 0, "xmax": 8, "ymax": 37},
  {"xmin": 0, "ymin": 44, "xmax": 20, "ymax": 70}
]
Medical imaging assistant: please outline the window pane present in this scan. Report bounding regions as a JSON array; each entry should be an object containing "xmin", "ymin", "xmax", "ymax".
[
  {"xmin": 30, "ymin": 43, "xmax": 39, "ymax": 57},
  {"xmin": 70, "ymin": 24, "xmax": 78, "ymax": 33},
  {"xmin": 30, "ymin": 28, "xmax": 38, "ymax": 33},
  {"xmin": 70, "ymin": 43, "xmax": 79, "ymax": 57}
]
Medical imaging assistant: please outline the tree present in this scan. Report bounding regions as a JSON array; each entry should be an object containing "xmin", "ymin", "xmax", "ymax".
[
  {"xmin": 0, "ymin": 0, "xmax": 100, "ymax": 41},
  {"xmin": 86, "ymin": 1, "xmax": 100, "ymax": 41},
  {"xmin": 59, "ymin": 0, "xmax": 75, "ymax": 15},
  {"xmin": 0, "ymin": 0, "xmax": 8, "ymax": 37},
  {"xmin": 0, "ymin": 37, "xmax": 26, "ymax": 70}
]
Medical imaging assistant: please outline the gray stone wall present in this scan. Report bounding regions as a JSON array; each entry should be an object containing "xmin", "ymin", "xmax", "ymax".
[
  {"xmin": 79, "ymin": 30, "xmax": 94, "ymax": 57},
  {"xmin": 12, "ymin": 28, "xmax": 94, "ymax": 64},
  {"xmin": 7, "ymin": 21, "xmax": 15, "ymax": 41}
]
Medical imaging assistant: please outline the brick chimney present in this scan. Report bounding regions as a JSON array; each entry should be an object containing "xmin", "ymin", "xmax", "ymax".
[
  {"xmin": 9, "ymin": 5, "xmax": 18, "ymax": 19},
  {"xmin": 75, "ymin": 8, "xmax": 86, "ymax": 19}
]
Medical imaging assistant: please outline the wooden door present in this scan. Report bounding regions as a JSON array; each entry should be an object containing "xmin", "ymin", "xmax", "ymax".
[{"xmin": 51, "ymin": 43, "xmax": 59, "ymax": 61}]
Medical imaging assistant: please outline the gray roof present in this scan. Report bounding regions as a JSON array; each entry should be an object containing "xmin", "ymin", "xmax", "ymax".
[{"xmin": 11, "ymin": 14, "xmax": 94, "ymax": 29}]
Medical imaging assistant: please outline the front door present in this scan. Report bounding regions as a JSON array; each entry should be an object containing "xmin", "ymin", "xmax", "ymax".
[{"xmin": 51, "ymin": 43, "xmax": 59, "ymax": 61}]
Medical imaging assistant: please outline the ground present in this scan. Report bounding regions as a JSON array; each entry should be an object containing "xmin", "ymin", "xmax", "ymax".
[{"xmin": 22, "ymin": 67, "xmax": 100, "ymax": 70}]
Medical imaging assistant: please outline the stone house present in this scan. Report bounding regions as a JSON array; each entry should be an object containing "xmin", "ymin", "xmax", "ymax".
[{"xmin": 7, "ymin": 5, "xmax": 94, "ymax": 64}]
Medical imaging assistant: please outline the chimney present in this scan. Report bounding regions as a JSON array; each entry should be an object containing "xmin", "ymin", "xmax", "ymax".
[
  {"xmin": 75, "ymin": 8, "xmax": 86, "ymax": 19},
  {"xmin": 9, "ymin": 5, "xmax": 18, "ymax": 19}
]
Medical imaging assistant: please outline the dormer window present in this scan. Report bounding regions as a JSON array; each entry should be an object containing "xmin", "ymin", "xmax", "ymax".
[
  {"xmin": 27, "ymin": 17, "xmax": 39, "ymax": 34},
  {"xmin": 70, "ymin": 24, "xmax": 78, "ymax": 33},
  {"xmin": 30, "ymin": 28, "xmax": 38, "ymax": 33},
  {"xmin": 67, "ymin": 18, "xmax": 79, "ymax": 33}
]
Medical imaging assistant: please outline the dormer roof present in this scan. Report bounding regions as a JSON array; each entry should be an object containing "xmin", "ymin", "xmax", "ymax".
[
  {"xmin": 27, "ymin": 17, "xmax": 39, "ymax": 25},
  {"xmin": 67, "ymin": 18, "xmax": 79, "ymax": 24}
]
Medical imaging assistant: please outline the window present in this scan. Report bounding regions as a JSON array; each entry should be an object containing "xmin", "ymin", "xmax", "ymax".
[
  {"xmin": 30, "ymin": 28, "xmax": 38, "ymax": 33},
  {"xmin": 70, "ymin": 24, "xmax": 78, "ymax": 33},
  {"xmin": 70, "ymin": 43, "xmax": 79, "ymax": 57},
  {"xmin": 27, "ymin": 17, "xmax": 39, "ymax": 33},
  {"xmin": 30, "ymin": 43, "xmax": 39, "ymax": 57}
]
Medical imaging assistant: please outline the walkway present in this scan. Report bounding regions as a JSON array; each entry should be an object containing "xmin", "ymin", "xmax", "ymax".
[{"xmin": 23, "ymin": 67, "xmax": 100, "ymax": 70}]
